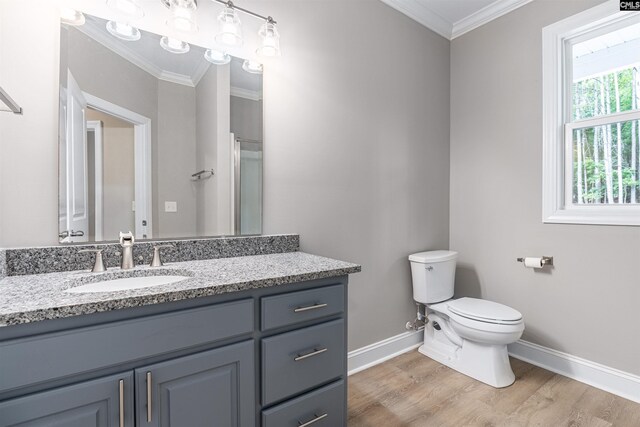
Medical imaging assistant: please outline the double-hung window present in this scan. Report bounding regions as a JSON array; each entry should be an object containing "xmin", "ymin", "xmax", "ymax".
[{"xmin": 542, "ymin": 0, "xmax": 640, "ymax": 225}]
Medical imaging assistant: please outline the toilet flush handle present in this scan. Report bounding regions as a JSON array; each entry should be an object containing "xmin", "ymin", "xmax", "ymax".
[{"xmin": 426, "ymin": 266, "xmax": 433, "ymax": 271}]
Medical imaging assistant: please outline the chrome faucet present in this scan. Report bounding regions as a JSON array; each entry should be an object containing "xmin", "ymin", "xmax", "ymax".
[{"xmin": 119, "ymin": 231, "xmax": 135, "ymax": 270}]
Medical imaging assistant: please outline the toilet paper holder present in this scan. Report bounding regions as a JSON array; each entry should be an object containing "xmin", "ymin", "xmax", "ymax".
[{"xmin": 516, "ymin": 256, "xmax": 553, "ymax": 266}]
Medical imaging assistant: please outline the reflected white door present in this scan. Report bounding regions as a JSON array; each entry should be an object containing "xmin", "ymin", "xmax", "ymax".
[{"xmin": 64, "ymin": 71, "xmax": 89, "ymax": 242}]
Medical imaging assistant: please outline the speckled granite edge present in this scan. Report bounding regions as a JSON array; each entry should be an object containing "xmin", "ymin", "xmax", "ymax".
[
  {"xmin": 0, "ymin": 249, "xmax": 6, "ymax": 280},
  {"xmin": 1, "ymin": 267, "xmax": 361, "ymax": 326},
  {"xmin": 3, "ymin": 234, "xmax": 299, "ymax": 276},
  {"xmin": 0, "ymin": 252, "xmax": 361, "ymax": 326}
]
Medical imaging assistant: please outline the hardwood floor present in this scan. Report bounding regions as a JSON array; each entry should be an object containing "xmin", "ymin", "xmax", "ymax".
[{"xmin": 348, "ymin": 351, "xmax": 640, "ymax": 426}]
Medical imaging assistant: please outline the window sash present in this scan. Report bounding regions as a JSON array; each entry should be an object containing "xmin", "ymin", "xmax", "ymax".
[{"xmin": 542, "ymin": 1, "xmax": 640, "ymax": 225}]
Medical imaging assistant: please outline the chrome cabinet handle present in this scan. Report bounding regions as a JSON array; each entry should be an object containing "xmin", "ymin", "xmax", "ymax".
[
  {"xmin": 294, "ymin": 347, "xmax": 328, "ymax": 361},
  {"xmin": 146, "ymin": 371, "xmax": 152, "ymax": 422},
  {"xmin": 119, "ymin": 379, "xmax": 125, "ymax": 427},
  {"xmin": 294, "ymin": 303, "xmax": 328, "ymax": 313},
  {"xmin": 70, "ymin": 230, "xmax": 85, "ymax": 237},
  {"xmin": 298, "ymin": 413, "xmax": 328, "ymax": 427}
]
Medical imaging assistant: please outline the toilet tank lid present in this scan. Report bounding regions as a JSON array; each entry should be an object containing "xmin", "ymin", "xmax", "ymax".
[{"xmin": 408, "ymin": 250, "xmax": 458, "ymax": 263}]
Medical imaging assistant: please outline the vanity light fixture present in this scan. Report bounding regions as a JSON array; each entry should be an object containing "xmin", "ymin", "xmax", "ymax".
[
  {"xmin": 160, "ymin": 36, "xmax": 190, "ymax": 54},
  {"xmin": 106, "ymin": 0, "xmax": 145, "ymax": 19},
  {"xmin": 215, "ymin": 5, "xmax": 243, "ymax": 47},
  {"xmin": 106, "ymin": 20, "xmax": 141, "ymax": 41},
  {"xmin": 204, "ymin": 49, "xmax": 231, "ymax": 65},
  {"xmin": 60, "ymin": 8, "xmax": 86, "ymax": 26},
  {"xmin": 257, "ymin": 18, "xmax": 280, "ymax": 57},
  {"xmin": 242, "ymin": 59, "xmax": 263, "ymax": 74},
  {"xmin": 166, "ymin": 0, "xmax": 198, "ymax": 33}
]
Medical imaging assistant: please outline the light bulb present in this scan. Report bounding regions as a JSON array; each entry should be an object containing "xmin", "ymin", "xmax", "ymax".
[
  {"xmin": 257, "ymin": 20, "xmax": 280, "ymax": 57},
  {"xmin": 106, "ymin": 0, "xmax": 144, "ymax": 19},
  {"xmin": 215, "ymin": 6, "xmax": 242, "ymax": 47},
  {"xmin": 242, "ymin": 60, "xmax": 263, "ymax": 74},
  {"xmin": 60, "ymin": 8, "xmax": 85, "ymax": 26},
  {"xmin": 160, "ymin": 36, "xmax": 190, "ymax": 54},
  {"xmin": 168, "ymin": 0, "xmax": 198, "ymax": 33},
  {"xmin": 106, "ymin": 21, "xmax": 141, "ymax": 41},
  {"xmin": 204, "ymin": 49, "xmax": 231, "ymax": 65}
]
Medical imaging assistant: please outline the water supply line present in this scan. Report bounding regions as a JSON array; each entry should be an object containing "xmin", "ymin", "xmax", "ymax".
[{"xmin": 405, "ymin": 303, "xmax": 427, "ymax": 331}]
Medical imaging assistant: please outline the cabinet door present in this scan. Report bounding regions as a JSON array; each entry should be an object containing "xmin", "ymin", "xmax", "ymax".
[
  {"xmin": 0, "ymin": 372, "xmax": 133, "ymax": 427},
  {"xmin": 136, "ymin": 340, "xmax": 254, "ymax": 427}
]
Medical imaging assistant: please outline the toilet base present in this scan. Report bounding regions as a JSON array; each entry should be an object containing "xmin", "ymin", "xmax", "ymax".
[{"xmin": 419, "ymin": 322, "xmax": 516, "ymax": 388}]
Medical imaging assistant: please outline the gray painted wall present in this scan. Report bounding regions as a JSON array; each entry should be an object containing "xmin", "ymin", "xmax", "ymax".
[
  {"xmin": 450, "ymin": 0, "xmax": 640, "ymax": 375},
  {"xmin": 157, "ymin": 80, "xmax": 197, "ymax": 238},
  {"xmin": 231, "ymin": 96, "xmax": 263, "ymax": 142},
  {"xmin": 260, "ymin": 0, "xmax": 451, "ymax": 350}
]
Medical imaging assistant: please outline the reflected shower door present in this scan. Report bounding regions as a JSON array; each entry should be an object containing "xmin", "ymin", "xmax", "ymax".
[{"xmin": 234, "ymin": 138, "xmax": 263, "ymax": 235}]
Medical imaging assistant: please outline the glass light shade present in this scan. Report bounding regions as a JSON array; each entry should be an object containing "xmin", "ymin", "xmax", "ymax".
[
  {"xmin": 60, "ymin": 8, "xmax": 85, "ymax": 26},
  {"xmin": 215, "ymin": 6, "xmax": 242, "ymax": 47},
  {"xmin": 106, "ymin": 0, "xmax": 144, "ymax": 19},
  {"xmin": 242, "ymin": 60, "xmax": 263, "ymax": 74},
  {"xmin": 204, "ymin": 49, "xmax": 231, "ymax": 65},
  {"xmin": 257, "ymin": 21, "xmax": 280, "ymax": 57},
  {"xmin": 168, "ymin": 0, "xmax": 198, "ymax": 33},
  {"xmin": 160, "ymin": 36, "xmax": 190, "ymax": 54},
  {"xmin": 106, "ymin": 21, "xmax": 141, "ymax": 41}
]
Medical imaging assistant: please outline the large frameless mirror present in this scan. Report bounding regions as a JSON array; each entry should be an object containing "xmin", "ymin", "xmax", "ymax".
[{"xmin": 58, "ymin": 13, "xmax": 263, "ymax": 243}]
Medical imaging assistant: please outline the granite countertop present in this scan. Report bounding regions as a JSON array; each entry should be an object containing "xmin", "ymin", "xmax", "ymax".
[{"xmin": 0, "ymin": 252, "xmax": 361, "ymax": 327}]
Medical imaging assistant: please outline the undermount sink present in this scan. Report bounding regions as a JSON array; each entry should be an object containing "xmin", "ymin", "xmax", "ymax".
[{"xmin": 65, "ymin": 275, "xmax": 190, "ymax": 293}]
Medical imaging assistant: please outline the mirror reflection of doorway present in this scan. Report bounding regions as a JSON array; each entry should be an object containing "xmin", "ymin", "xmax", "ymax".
[
  {"xmin": 234, "ymin": 138, "xmax": 263, "ymax": 235},
  {"xmin": 86, "ymin": 108, "xmax": 135, "ymax": 242}
]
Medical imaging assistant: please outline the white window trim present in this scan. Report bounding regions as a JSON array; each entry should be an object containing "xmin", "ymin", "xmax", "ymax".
[{"xmin": 542, "ymin": 0, "xmax": 640, "ymax": 226}]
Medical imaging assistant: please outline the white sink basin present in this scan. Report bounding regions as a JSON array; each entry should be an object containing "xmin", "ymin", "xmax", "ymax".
[{"xmin": 66, "ymin": 275, "xmax": 189, "ymax": 293}]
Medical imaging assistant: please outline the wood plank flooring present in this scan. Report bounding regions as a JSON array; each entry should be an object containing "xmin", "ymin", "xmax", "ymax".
[{"xmin": 348, "ymin": 351, "xmax": 640, "ymax": 426}]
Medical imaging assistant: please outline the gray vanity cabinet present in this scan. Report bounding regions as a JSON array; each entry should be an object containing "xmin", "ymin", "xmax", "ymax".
[
  {"xmin": 134, "ymin": 341, "xmax": 254, "ymax": 427},
  {"xmin": 0, "ymin": 372, "xmax": 134, "ymax": 427},
  {"xmin": 0, "ymin": 276, "xmax": 350, "ymax": 427}
]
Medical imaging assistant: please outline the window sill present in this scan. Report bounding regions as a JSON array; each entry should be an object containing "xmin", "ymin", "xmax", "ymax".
[{"xmin": 543, "ymin": 206, "xmax": 640, "ymax": 226}]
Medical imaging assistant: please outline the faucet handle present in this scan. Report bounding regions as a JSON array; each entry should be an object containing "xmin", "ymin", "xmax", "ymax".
[
  {"xmin": 150, "ymin": 244, "xmax": 173, "ymax": 267},
  {"xmin": 79, "ymin": 249, "xmax": 106, "ymax": 273}
]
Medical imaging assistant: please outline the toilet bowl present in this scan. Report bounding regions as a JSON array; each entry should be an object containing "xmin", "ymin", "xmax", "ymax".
[{"xmin": 408, "ymin": 250, "xmax": 525, "ymax": 388}]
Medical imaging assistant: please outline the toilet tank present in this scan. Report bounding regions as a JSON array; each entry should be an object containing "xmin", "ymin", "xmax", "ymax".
[{"xmin": 408, "ymin": 250, "xmax": 458, "ymax": 304}]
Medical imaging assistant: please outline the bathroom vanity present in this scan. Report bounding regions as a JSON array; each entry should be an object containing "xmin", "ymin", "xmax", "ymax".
[{"xmin": 0, "ymin": 236, "xmax": 360, "ymax": 427}]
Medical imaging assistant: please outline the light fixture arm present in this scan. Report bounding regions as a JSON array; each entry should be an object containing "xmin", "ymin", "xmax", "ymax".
[{"xmin": 212, "ymin": 0, "xmax": 276, "ymax": 24}]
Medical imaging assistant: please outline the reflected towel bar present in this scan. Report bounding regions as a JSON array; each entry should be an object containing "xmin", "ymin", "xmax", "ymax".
[
  {"xmin": 191, "ymin": 169, "xmax": 214, "ymax": 181},
  {"xmin": 0, "ymin": 86, "xmax": 22, "ymax": 115}
]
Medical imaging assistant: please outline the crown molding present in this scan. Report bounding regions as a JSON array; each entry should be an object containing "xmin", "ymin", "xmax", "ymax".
[
  {"xmin": 451, "ymin": 0, "xmax": 534, "ymax": 39},
  {"xmin": 379, "ymin": 0, "xmax": 451, "ymax": 39},
  {"xmin": 378, "ymin": 0, "xmax": 533, "ymax": 41},
  {"xmin": 231, "ymin": 86, "xmax": 263, "ymax": 101},
  {"xmin": 74, "ymin": 24, "xmax": 198, "ymax": 87}
]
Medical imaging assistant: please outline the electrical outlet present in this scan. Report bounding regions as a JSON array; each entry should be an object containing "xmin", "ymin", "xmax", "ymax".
[{"xmin": 165, "ymin": 201, "xmax": 177, "ymax": 212}]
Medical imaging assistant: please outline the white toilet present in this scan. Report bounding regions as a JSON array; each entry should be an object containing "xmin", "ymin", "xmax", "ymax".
[{"xmin": 409, "ymin": 250, "xmax": 524, "ymax": 388}]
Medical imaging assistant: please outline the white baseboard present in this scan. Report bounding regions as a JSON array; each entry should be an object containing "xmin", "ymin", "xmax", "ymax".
[
  {"xmin": 509, "ymin": 340, "xmax": 640, "ymax": 404},
  {"xmin": 348, "ymin": 329, "xmax": 423, "ymax": 376}
]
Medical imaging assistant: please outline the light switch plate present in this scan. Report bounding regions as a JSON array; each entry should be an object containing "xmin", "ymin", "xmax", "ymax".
[{"xmin": 165, "ymin": 201, "xmax": 177, "ymax": 212}]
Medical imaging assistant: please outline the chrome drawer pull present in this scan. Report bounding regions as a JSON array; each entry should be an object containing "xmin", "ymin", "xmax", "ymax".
[
  {"xmin": 119, "ymin": 379, "xmax": 125, "ymax": 427},
  {"xmin": 298, "ymin": 413, "xmax": 328, "ymax": 427},
  {"xmin": 294, "ymin": 347, "xmax": 328, "ymax": 361},
  {"xmin": 146, "ymin": 371, "xmax": 152, "ymax": 422},
  {"xmin": 294, "ymin": 303, "xmax": 328, "ymax": 313}
]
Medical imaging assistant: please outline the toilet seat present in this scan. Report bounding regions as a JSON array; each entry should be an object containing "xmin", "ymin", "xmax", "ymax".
[{"xmin": 447, "ymin": 297, "xmax": 522, "ymax": 325}]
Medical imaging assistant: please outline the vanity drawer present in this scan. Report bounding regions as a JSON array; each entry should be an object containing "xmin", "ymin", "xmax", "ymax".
[
  {"xmin": 262, "ymin": 380, "xmax": 345, "ymax": 427},
  {"xmin": 262, "ymin": 319, "xmax": 345, "ymax": 405},
  {"xmin": 261, "ymin": 284, "xmax": 344, "ymax": 331},
  {"xmin": 0, "ymin": 299, "xmax": 253, "ymax": 394}
]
